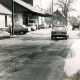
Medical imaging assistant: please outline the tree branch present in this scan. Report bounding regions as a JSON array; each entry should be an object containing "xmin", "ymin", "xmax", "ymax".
[
  {"xmin": 68, "ymin": 8, "xmax": 77, "ymax": 12},
  {"xmin": 55, "ymin": 3, "xmax": 63, "ymax": 8},
  {"xmin": 67, "ymin": 0, "xmax": 74, "ymax": 6},
  {"xmin": 57, "ymin": 0, "xmax": 65, "ymax": 5}
]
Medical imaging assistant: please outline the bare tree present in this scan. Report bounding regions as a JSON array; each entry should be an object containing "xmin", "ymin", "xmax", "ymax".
[
  {"xmin": 55, "ymin": 0, "xmax": 76, "ymax": 18},
  {"xmin": 44, "ymin": 3, "xmax": 52, "ymax": 14},
  {"xmin": 45, "ymin": 0, "xmax": 76, "ymax": 26},
  {"xmin": 54, "ymin": 0, "xmax": 76, "ymax": 25},
  {"xmin": 45, "ymin": 0, "xmax": 76, "ymax": 17}
]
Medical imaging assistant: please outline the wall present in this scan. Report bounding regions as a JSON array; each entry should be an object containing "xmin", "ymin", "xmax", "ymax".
[
  {"xmin": 0, "ymin": 15, "xmax": 5, "ymax": 28},
  {"xmin": 0, "ymin": 13, "xmax": 25, "ymax": 28},
  {"xmin": 14, "ymin": 13, "xmax": 23, "ymax": 26},
  {"xmin": 0, "ymin": 15, "xmax": 12, "ymax": 28},
  {"xmin": 22, "ymin": 0, "xmax": 33, "ymax": 6},
  {"xmin": 7, "ymin": 15, "xmax": 12, "ymax": 26},
  {"xmin": 53, "ymin": 10, "xmax": 67, "ymax": 26}
]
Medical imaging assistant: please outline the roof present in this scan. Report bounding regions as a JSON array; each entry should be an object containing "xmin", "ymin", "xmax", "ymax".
[
  {"xmin": 53, "ymin": 10, "xmax": 66, "ymax": 18},
  {"xmin": 59, "ymin": 10, "xmax": 66, "ymax": 18},
  {"xmin": 0, "ymin": 4, "xmax": 11, "ymax": 15},
  {"xmin": 14, "ymin": 0, "xmax": 45, "ymax": 15}
]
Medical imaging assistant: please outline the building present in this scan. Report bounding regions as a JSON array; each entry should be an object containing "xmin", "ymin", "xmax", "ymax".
[
  {"xmin": 0, "ymin": 3, "xmax": 11, "ymax": 28},
  {"xmin": 53, "ymin": 10, "xmax": 67, "ymax": 26},
  {"xmin": 0, "ymin": 0, "xmax": 45, "ymax": 28},
  {"xmin": 33, "ymin": 0, "xmax": 48, "ymax": 26},
  {"xmin": 22, "ymin": 0, "xmax": 33, "ymax": 6}
]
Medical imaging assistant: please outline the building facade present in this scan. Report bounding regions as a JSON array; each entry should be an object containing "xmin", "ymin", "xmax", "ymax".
[
  {"xmin": 53, "ymin": 10, "xmax": 67, "ymax": 26},
  {"xmin": 0, "ymin": 0, "xmax": 45, "ymax": 28},
  {"xmin": 0, "ymin": 3, "xmax": 11, "ymax": 28}
]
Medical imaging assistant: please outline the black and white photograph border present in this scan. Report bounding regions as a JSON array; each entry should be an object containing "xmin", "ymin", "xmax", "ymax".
[{"xmin": 0, "ymin": 0, "xmax": 80, "ymax": 80}]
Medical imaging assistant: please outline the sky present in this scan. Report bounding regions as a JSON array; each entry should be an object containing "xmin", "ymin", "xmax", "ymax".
[
  {"xmin": 71, "ymin": 0, "xmax": 80, "ymax": 17},
  {"xmin": 34, "ymin": 0, "xmax": 80, "ymax": 17}
]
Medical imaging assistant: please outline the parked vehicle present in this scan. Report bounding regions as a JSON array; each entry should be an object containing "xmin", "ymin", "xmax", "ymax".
[
  {"xmin": 4, "ymin": 25, "xmax": 28, "ymax": 35},
  {"xmin": 28, "ymin": 19, "xmax": 38, "ymax": 26},
  {"xmin": 26, "ymin": 26, "xmax": 31, "ymax": 32},
  {"xmin": 28, "ymin": 19, "xmax": 38, "ymax": 30},
  {"xmin": 38, "ymin": 24, "xmax": 46, "ymax": 29},
  {"xmin": 28, "ymin": 25, "xmax": 37, "ymax": 31},
  {"xmin": 51, "ymin": 25, "xmax": 68, "ymax": 40},
  {"xmin": 72, "ymin": 21, "xmax": 80, "ymax": 30},
  {"xmin": 14, "ymin": 25, "xmax": 28, "ymax": 34}
]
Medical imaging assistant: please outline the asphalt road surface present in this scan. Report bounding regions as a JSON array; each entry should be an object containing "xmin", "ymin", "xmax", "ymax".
[{"xmin": 0, "ymin": 28, "xmax": 80, "ymax": 80}]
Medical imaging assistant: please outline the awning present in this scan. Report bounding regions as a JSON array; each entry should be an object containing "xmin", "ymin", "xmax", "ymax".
[
  {"xmin": 0, "ymin": 4, "xmax": 11, "ymax": 15},
  {"xmin": 14, "ymin": 0, "xmax": 45, "ymax": 15},
  {"xmin": 44, "ymin": 13, "xmax": 52, "ymax": 17}
]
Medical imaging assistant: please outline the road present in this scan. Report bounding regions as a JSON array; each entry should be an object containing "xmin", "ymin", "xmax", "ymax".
[{"xmin": 0, "ymin": 28, "xmax": 80, "ymax": 80}]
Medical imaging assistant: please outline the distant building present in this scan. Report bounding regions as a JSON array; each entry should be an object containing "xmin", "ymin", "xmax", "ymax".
[
  {"xmin": 77, "ymin": 16, "xmax": 80, "ymax": 21},
  {"xmin": 69, "ymin": 17, "xmax": 78, "ymax": 24},
  {"xmin": 45, "ymin": 9, "xmax": 68, "ymax": 27},
  {"xmin": 69, "ymin": 16, "xmax": 80, "ymax": 29},
  {"xmin": 53, "ymin": 10, "xmax": 67, "ymax": 26}
]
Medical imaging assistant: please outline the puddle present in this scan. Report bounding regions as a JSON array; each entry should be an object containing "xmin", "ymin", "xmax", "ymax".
[{"xmin": 64, "ymin": 40, "xmax": 80, "ymax": 76}]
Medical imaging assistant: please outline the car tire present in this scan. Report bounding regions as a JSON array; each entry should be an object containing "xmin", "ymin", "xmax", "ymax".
[{"xmin": 20, "ymin": 31, "xmax": 24, "ymax": 35}]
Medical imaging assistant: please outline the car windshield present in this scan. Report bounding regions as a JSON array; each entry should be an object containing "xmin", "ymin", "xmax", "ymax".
[
  {"xmin": 21, "ymin": 25, "xmax": 27, "ymax": 28},
  {"xmin": 53, "ymin": 26, "xmax": 66, "ymax": 31}
]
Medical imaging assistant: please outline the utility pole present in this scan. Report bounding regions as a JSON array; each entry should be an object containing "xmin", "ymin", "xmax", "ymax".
[
  {"xmin": 52, "ymin": 0, "xmax": 53, "ymax": 29},
  {"xmin": 11, "ymin": 0, "xmax": 14, "ymax": 36}
]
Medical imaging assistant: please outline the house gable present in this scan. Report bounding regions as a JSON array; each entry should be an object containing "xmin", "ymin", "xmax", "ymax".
[
  {"xmin": 53, "ymin": 10, "xmax": 67, "ymax": 25},
  {"xmin": 53, "ymin": 10, "xmax": 66, "ymax": 21}
]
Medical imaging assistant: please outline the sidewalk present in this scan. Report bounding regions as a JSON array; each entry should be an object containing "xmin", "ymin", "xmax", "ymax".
[
  {"xmin": 27, "ymin": 28, "xmax": 51, "ymax": 35},
  {"xmin": 0, "ymin": 28, "xmax": 52, "ymax": 45}
]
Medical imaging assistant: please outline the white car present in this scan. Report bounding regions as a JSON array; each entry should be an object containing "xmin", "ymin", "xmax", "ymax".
[
  {"xmin": 51, "ymin": 25, "xmax": 69, "ymax": 40},
  {"xmin": 28, "ymin": 25, "xmax": 37, "ymax": 31}
]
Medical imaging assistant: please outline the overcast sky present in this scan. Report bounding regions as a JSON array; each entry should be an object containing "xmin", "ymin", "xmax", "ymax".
[{"xmin": 34, "ymin": 0, "xmax": 80, "ymax": 17}]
